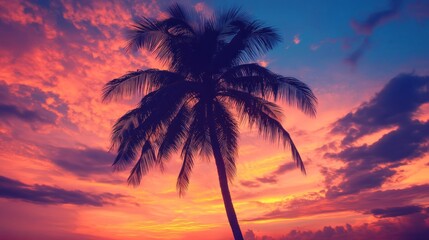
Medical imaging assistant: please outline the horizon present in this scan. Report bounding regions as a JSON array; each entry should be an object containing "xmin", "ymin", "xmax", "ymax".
[{"xmin": 0, "ymin": 0, "xmax": 428, "ymax": 239}]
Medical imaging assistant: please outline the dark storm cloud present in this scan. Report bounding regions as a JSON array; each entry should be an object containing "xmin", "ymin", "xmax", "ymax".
[
  {"xmin": 324, "ymin": 74, "xmax": 429, "ymax": 197},
  {"xmin": 0, "ymin": 81, "xmax": 68, "ymax": 126},
  {"xmin": 0, "ymin": 175, "xmax": 127, "ymax": 206},
  {"xmin": 370, "ymin": 205, "xmax": 424, "ymax": 218},
  {"xmin": 47, "ymin": 146, "xmax": 115, "ymax": 177},
  {"xmin": 351, "ymin": 0, "xmax": 403, "ymax": 35}
]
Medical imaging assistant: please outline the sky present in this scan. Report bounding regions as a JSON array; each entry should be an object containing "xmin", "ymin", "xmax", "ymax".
[{"xmin": 0, "ymin": 0, "xmax": 428, "ymax": 239}]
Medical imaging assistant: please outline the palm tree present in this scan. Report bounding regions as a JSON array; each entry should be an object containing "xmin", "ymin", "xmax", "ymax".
[{"xmin": 102, "ymin": 4, "xmax": 316, "ymax": 240}]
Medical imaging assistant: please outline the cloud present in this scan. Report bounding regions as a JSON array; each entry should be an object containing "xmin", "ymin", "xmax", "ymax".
[
  {"xmin": 293, "ymin": 34, "xmax": 300, "ymax": 45},
  {"xmin": 46, "ymin": 146, "xmax": 115, "ymax": 177},
  {"xmin": 249, "ymin": 211, "xmax": 429, "ymax": 240},
  {"xmin": 346, "ymin": 0, "xmax": 403, "ymax": 66},
  {"xmin": 246, "ymin": 184, "xmax": 429, "ymax": 222},
  {"xmin": 194, "ymin": 2, "xmax": 214, "ymax": 18},
  {"xmin": 240, "ymin": 180, "xmax": 260, "ymax": 188},
  {"xmin": 244, "ymin": 229, "xmax": 257, "ymax": 240},
  {"xmin": 351, "ymin": 0, "xmax": 403, "ymax": 35},
  {"xmin": 272, "ymin": 162, "xmax": 296, "ymax": 175},
  {"xmin": 370, "ymin": 205, "xmax": 425, "ymax": 218},
  {"xmin": 325, "ymin": 74, "xmax": 429, "ymax": 197},
  {"xmin": 331, "ymin": 74, "xmax": 429, "ymax": 143},
  {"xmin": 241, "ymin": 162, "xmax": 297, "ymax": 188},
  {"xmin": 325, "ymin": 167, "xmax": 396, "ymax": 198},
  {"xmin": 0, "ymin": 175, "xmax": 128, "ymax": 206},
  {"xmin": 330, "ymin": 121, "xmax": 429, "ymax": 164},
  {"xmin": 256, "ymin": 175, "xmax": 278, "ymax": 184},
  {"xmin": 344, "ymin": 37, "xmax": 370, "ymax": 66},
  {"xmin": 258, "ymin": 60, "xmax": 269, "ymax": 67},
  {"xmin": 0, "ymin": 80, "xmax": 68, "ymax": 126}
]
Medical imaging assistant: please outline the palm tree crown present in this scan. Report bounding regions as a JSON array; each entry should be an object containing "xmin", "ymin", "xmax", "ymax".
[{"xmin": 103, "ymin": 4, "xmax": 316, "ymax": 240}]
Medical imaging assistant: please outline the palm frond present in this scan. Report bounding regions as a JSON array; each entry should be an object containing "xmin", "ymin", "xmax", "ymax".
[
  {"xmin": 126, "ymin": 13, "xmax": 194, "ymax": 52},
  {"xmin": 112, "ymin": 82, "xmax": 197, "ymax": 170},
  {"xmin": 157, "ymin": 104, "xmax": 191, "ymax": 161},
  {"xmin": 168, "ymin": 3, "xmax": 189, "ymax": 22},
  {"xmin": 102, "ymin": 69, "xmax": 184, "ymax": 102},
  {"xmin": 127, "ymin": 140, "xmax": 157, "ymax": 186},
  {"xmin": 177, "ymin": 126, "xmax": 196, "ymax": 197},
  {"xmin": 215, "ymin": 20, "xmax": 281, "ymax": 67},
  {"xmin": 221, "ymin": 90, "xmax": 306, "ymax": 173},
  {"xmin": 220, "ymin": 64, "xmax": 317, "ymax": 116},
  {"xmin": 277, "ymin": 76, "xmax": 317, "ymax": 117},
  {"xmin": 220, "ymin": 63, "xmax": 277, "ymax": 96},
  {"xmin": 217, "ymin": 7, "xmax": 244, "ymax": 33}
]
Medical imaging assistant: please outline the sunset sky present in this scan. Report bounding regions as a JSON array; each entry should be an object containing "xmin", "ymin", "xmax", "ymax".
[{"xmin": 1, "ymin": 0, "xmax": 429, "ymax": 239}]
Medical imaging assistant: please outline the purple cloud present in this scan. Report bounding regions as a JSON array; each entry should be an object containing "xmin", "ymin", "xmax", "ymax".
[
  {"xmin": 240, "ymin": 180, "xmax": 261, "ymax": 188},
  {"xmin": 0, "ymin": 81, "xmax": 67, "ymax": 126},
  {"xmin": 325, "ymin": 74, "xmax": 429, "ymax": 197},
  {"xmin": 245, "ymin": 184, "xmax": 429, "ymax": 222},
  {"xmin": 325, "ymin": 167, "xmax": 396, "ymax": 198},
  {"xmin": 272, "ymin": 162, "xmax": 296, "ymax": 175},
  {"xmin": 267, "ymin": 212, "xmax": 429, "ymax": 240},
  {"xmin": 256, "ymin": 175, "xmax": 278, "ymax": 184},
  {"xmin": 351, "ymin": 0, "xmax": 403, "ymax": 35},
  {"xmin": 344, "ymin": 37, "xmax": 370, "ymax": 67},
  {"xmin": 240, "ymin": 162, "xmax": 297, "ymax": 188},
  {"xmin": 331, "ymin": 74, "xmax": 429, "ymax": 144},
  {"xmin": 0, "ymin": 175, "xmax": 129, "ymax": 206},
  {"xmin": 345, "ymin": 0, "xmax": 403, "ymax": 66},
  {"xmin": 47, "ymin": 146, "xmax": 115, "ymax": 177},
  {"xmin": 370, "ymin": 205, "xmax": 424, "ymax": 218}
]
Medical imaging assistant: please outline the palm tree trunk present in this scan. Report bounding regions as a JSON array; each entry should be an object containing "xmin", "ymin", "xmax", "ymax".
[{"xmin": 208, "ymin": 107, "xmax": 244, "ymax": 240}]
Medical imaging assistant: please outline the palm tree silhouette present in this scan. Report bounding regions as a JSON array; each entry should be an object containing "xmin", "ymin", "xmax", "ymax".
[{"xmin": 103, "ymin": 4, "xmax": 316, "ymax": 240}]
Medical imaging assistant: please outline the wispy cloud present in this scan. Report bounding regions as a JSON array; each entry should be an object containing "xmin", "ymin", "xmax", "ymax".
[
  {"xmin": 351, "ymin": 0, "xmax": 403, "ymax": 35},
  {"xmin": 344, "ymin": 37, "xmax": 370, "ymax": 67},
  {"xmin": 0, "ymin": 175, "xmax": 130, "ymax": 206},
  {"xmin": 46, "ymin": 146, "xmax": 115, "ymax": 178},
  {"xmin": 240, "ymin": 162, "xmax": 297, "ymax": 188},
  {"xmin": 346, "ymin": 0, "xmax": 403, "ymax": 66}
]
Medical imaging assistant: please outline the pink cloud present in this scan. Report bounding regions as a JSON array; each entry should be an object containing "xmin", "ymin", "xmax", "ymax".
[
  {"xmin": 194, "ymin": 2, "xmax": 214, "ymax": 18},
  {"xmin": 258, "ymin": 60, "xmax": 269, "ymax": 67},
  {"xmin": 293, "ymin": 34, "xmax": 300, "ymax": 44}
]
